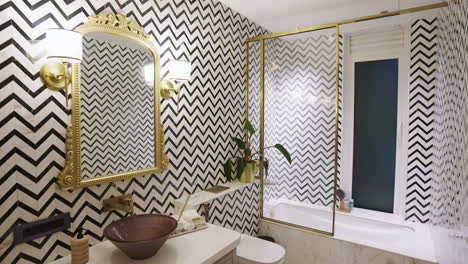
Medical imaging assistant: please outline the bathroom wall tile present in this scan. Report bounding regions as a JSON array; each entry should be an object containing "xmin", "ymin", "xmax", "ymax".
[
  {"xmin": 0, "ymin": 234, "xmax": 60, "ymax": 264},
  {"xmin": 17, "ymin": 183, "xmax": 56, "ymax": 222},
  {"xmin": 405, "ymin": 17, "xmax": 439, "ymax": 224},
  {"xmin": 27, "ymin": 233, "xmax": 60, "ymax": 263},
  {"xmin": 55, "ymin": 232, "xmax": 72, "ymax": 260},
  {"xmin": 0, "ymin": 185, "xmax": 18, "ymax": 246},
  {"xmin": 0, "ymin": 0, "xmax": 267, "ymax": 262},
  {"xmin": 206, "ymin": 183, "xmax": 259, "ymax": 235},
  {"xmin": 0, "ymin": 243, "xmax": 24, "ymax": 264},
  {"xmin": 430, "ymin": 0, "xmax": 468, "ymax": 263}
]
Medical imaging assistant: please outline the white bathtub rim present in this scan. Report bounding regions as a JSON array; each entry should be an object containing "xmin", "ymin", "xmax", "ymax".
[
  {"xmin": 262, "ymin": 199, "xmax": 437, "ymax": 263},
  {"xmin": 260, "ymin": 218, "xmax": 437, "ymax": 264},
  {"xmin": 266, "ymin": 198, "xmax": 407, "ymax": 225}
]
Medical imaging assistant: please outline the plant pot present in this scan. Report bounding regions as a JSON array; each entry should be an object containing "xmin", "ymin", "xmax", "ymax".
[{"xmin": 240, "ymin": 162, "xmax": 257, "ymax": 183}]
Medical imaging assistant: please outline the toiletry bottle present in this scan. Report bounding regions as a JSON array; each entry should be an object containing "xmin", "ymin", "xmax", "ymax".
[{"xmin": 71, "ymin": 228, "xmax": 89, "ymax": 264}]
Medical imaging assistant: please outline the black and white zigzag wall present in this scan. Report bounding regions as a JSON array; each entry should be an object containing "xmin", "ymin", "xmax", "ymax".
[
  {"xmin": 404, "ymin": 18, "xmax": 439, "ymax": 223},
  {"xmin": 430, "ymin": 1, "xmax": 468, "ymax": 262},
  {"xmin": 431, "ymin": 0, "xmax": 468, "ymax": 229},
  {"xmin": 80, "ymin": 38, "xmax": 155, "ymax": 178},
  {"xmin": 0, "ymin": 0, "xmax": 266, "ymax": 263},
  {"xmin": 200, "ymin": 183, "xmax": 259, "ymax": 236}
]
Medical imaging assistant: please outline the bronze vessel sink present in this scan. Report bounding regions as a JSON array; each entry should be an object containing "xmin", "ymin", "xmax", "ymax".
[{"xmin": 103, "ymin": 214, "xmax": 178, "ymax": 260}]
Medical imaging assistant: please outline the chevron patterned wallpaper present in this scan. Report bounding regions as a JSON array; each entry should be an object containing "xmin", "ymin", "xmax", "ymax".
[
  {"xmin": 261, "ymin": 34, "xmax": 343, "ymax": 207},
  {"xmin": 404, "ymin": 18, "xmax": 439, "ymax": 223},
  {"xmin": 430, "ymin": 1, "xmax": 468, "ymax": 262},
  {"xmin": 247, "ymin": 41, "xmax": 261, "ymax": 163},
  {"xmin": 0, "ymin": 0, "xmax": 266, "ymax": 263},
  {"xmin": 431, "ymin": 0, "xmax": 468, "ymax": 228},
  {"xmin": 200, "ymin": 183, "xmax": 259, "ymax": 235},
  {"xmin": 81, "ymin": 38, "xmax": 155, "ymax": 178}
]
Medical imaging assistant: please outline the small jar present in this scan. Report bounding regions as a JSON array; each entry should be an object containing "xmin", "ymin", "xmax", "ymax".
[
  {"xmin": 340, "ymin": 200, "xmax": 349, "ymax": 211},
  {"xmin": 348, "ymin": 199, "xmax": 354, "ymax": 211}
]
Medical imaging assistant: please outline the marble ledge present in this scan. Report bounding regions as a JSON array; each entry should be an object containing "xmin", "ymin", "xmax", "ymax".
[{"xmin": 174, "ymin": 180, "xmax": 259, "ymax": 212}]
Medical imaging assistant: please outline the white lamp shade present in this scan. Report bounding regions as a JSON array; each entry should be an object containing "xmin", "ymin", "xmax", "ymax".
[
  {"xmin": 167, "ymin": 60, "xmax": 191, "ymax": 81},
  {"xmin": 45, "ymin": 29, "xmax": 82, "ymax": 62}
]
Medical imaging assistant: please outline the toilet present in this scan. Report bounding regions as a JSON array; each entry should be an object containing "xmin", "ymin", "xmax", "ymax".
[{"xmin": 237, "ymin": 234, "xmax": 286, "ymax": 264}]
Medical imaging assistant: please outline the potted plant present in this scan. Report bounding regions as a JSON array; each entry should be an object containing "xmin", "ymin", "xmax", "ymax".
[{"xmin": 223, "ymin": 120, "xmax": 292, "ymax": 183}]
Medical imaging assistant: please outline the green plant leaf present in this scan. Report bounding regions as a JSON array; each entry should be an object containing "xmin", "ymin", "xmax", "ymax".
[
  {"xmin": 274, "ymin": 144, "xmax": 292, "ymax": 164},
  {"xmin": 236, "ymin": 158, "xmax": 247, "ymax": 179},
  {"xmin": 223, "ymin": 160, "xmax": 233, "ymax": 182},
  {"xmin": 233, "ymin": 137, "xmax": 246, "ymax": 149},
  {"xmin": 263, "ymin": 159, "xmax": 269, "ymax": 177},
  {"xmin": 244, "ymin": 120, "xmax": 256, "ymax": 135}
]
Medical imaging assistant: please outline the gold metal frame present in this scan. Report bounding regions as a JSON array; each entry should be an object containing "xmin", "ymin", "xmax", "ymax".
[
  {"xmin": 246, "ymin": 2, "xmax": 448, "ymax": 236},
  {"xmin": 58, "ymin": 13, "xmax": 168, "ymax": 190}
]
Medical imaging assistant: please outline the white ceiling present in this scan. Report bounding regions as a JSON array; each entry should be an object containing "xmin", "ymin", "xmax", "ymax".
[{"xmin": 218, "ymin": 0, "xmax": 442, "ymax": 32}]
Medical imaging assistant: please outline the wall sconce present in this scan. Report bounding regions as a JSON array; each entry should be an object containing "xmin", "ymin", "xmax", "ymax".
[
  {"xmin": 40, "ymin": 29, "xmax": 82, "ymax": 110},
  {"xmin": 160, "ymin": 60, "xmax": 192, "ymax": 112}
]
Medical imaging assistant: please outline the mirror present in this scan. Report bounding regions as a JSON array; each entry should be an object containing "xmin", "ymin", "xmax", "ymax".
[
  {"xmin": 57, "ymin": 13, "xmax": 168, "ymax": 190},
  {"xmin": 80, "ymin": 33, "xmax": 155, "ymax": 179}
]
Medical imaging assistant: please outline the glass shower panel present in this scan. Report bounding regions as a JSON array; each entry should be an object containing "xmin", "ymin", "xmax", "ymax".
[{"xmin": 262, "ymin": 28, "xmax": 339, "ymax": 233}]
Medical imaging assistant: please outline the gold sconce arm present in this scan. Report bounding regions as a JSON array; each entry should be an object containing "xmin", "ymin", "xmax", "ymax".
[
  {"xmin": 40, "ymin": 61, "xmax": 73, "ymax": 111},
  {"xmin": 40, "ymin": 28, "xmax": 82, "ymax": 112},
  {"xmin": 160, "ymin": 80, "xmax": 186, "ymax": 113},
  {"xmin": 159, "ymin": 60, "xmax": 191, "ymax": 113}
]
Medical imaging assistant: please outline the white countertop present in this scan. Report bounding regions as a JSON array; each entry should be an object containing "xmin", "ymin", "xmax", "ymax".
[{"xmin": 50, "ymin": 224, "xmax": 241, "ymax": 264}]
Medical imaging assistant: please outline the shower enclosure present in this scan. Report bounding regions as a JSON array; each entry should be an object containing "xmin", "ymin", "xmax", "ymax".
[
  {"xmin": 245, "ymin": 2, "xmax": 448, "ymax": 236},
  {"xmin": 246, "ymin": 27, "xmax": 341, "ymax": 235}
]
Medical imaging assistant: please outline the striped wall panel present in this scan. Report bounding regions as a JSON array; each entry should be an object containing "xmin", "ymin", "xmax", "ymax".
[
  {"xmin": 405, "ymin": 18, "xmax": 438, "ymax": 223},
  {"xmin": 0, "ymin": 0, "xmax": 266, "ymax": 263}
]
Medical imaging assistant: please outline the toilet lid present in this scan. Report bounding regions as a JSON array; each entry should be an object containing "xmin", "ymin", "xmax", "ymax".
[{"xmin": 237, "ymin": 235, "xmax": 285, "ymax": 264}]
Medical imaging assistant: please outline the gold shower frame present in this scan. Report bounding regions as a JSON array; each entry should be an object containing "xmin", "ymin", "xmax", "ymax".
[
  {"xmin": 58, "ymin": 13, "xmax": 168, "ymax": 191},
  {"xmin": 245, "ymin": 2, "xmax": 448, "ymax": 236}
]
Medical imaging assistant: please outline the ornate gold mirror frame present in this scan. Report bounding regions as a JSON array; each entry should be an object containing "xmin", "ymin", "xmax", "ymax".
[{"xmin": 58, "ymin": 13, "xmax": 168, "ymax": 190}]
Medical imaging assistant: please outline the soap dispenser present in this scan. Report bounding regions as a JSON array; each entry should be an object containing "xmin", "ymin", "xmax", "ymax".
[{"xmin": 71, "ymin": 228, "xmax": 89, "ymax": 264}]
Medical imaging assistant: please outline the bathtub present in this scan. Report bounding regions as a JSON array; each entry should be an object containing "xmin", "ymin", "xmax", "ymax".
[{"xmin": 263, "ymin": 199, "xmax": 437, "ymax": 263}]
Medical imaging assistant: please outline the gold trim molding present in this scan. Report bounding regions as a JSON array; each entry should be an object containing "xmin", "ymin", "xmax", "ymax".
[
  {"xmin": 56, "ymin": 13, "xmax": 168, "ymax": 190},
  {"xmin": 245, "ymin": 2, "xmax": 447, "ymax": 42},
  {"xmin": 88, "ymin": 13, "xmax": 149, "ymax": 39},
  {"xmin": 57, "ymin": 124, "xmax": 75, "ymax": 190}
]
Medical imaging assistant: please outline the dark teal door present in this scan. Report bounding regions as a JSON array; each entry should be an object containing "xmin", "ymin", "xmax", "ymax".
[{"xmin": 352, "ymin": 59, "xmax": 398, "ymax": 213}]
